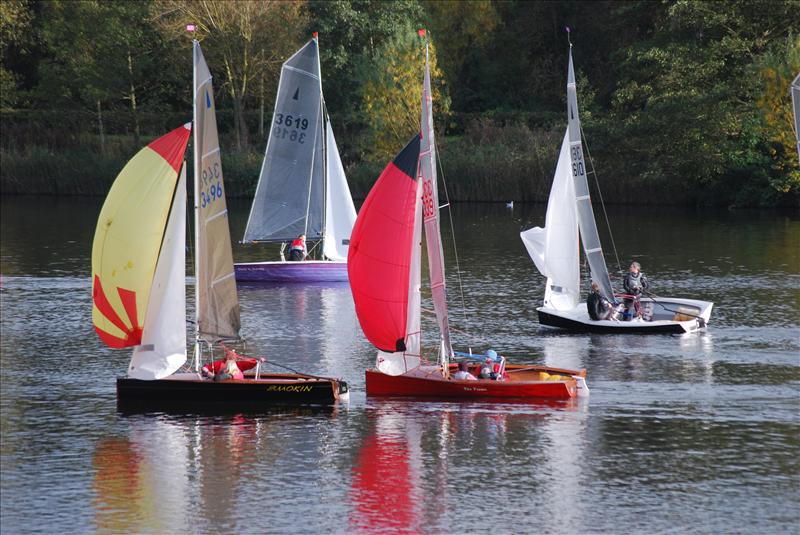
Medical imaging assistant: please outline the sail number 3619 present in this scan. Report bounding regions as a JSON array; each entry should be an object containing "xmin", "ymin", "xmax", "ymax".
[
  {"xmin": 274, "ymin": 113, "xmax": 308, "ymax": 144},
  {"xmin": 571, "ymin": 145, "xmax": 585, "ymax": 177}
]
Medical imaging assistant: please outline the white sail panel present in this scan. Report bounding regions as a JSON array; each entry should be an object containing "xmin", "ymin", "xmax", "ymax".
[
  {"xmin": 520, "ymin": 130, "xmax": 580, "ymax": 311},
  {"xmin": 193, "ymin": 41, "xmax": 241, "ymax": 341},
  {"xmin": 567, "ymin": 47, "xmax": 615, "ymax": 302},
  {"xmin": 322, "ymin": 119, "xmax": 356, "ymax": 261},
  {"xmin": 128, "ymin": 168, "xmax": 188, "ymax": 379},
  {"xmin": 420, "ymin": 47, "xmax": 452, "ymax": 360},
  {"xmin": 243, "ymin": 39, "xmax": 324, "ymax": 243}
]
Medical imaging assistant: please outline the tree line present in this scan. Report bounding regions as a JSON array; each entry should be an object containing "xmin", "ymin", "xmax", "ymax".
[{"xmin": 1, "ymin": 0, "xmax": 798, "ymax": 207}]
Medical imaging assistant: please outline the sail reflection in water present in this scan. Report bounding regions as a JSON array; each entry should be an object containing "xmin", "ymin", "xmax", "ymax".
[
  {"xmin": 91, "ymin": 410, "xmax": 341, "ymax": 534},
  {"xmin": 348, "ymin": 399, "xmax": 587, "ymax": 534}
]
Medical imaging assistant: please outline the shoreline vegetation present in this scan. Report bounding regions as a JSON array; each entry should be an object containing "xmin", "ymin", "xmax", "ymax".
[{"xmin": 1, "ymin": 1, "xmax": 798, "ymax": 207}]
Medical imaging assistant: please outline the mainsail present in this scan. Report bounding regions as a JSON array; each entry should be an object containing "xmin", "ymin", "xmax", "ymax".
[
  {"xmin": 243, "ymin": 39, "xmax": 324, "ymax": 243},
  {"xmin": 420, "ymin": 43, "xmax": 452, "ymax": 360},
  {"xmin": 566, "ymin": 46, "xmax": 615, "ymax": 302},
  {"xmin": 520, "ymin": 130, "xmax": 580, "ymax": 311},
  {"xmin": 92, "ymin": 125, "xmax": 191, "ymax": 349},
  {"xmin": 193, "ymin": 40, "xmax": 240, "ymax": 341}
]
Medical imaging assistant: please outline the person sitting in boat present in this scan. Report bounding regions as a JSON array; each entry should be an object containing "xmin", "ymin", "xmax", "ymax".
[
  {"xmin": 478, "ymin": 358, "xmax": 493, "ymax": 379},
  {"xmin": 622, "ymin": 261, "xmax": 650, "ymax": 320},
  {"xmin": 452, "ymin": 360, "xmax": 477, "ymax": 381},
  {"xmin": 202, "ymin": 346, "xmax": 260, "ymax": 379},
  {"xmin": 587, "ymin": 281, "xmax": 615, "ymax": 321},
  {"xmin": 287, "ymin": 234, "xmax": 307, "ymax": 261}
]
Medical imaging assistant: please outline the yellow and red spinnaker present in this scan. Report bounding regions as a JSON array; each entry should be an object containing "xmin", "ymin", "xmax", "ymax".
[{"xmin": 92, "ymin": 124, "xmax": 191, "ymax": 348}]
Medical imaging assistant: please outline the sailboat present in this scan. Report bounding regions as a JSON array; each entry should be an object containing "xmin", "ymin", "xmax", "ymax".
[
  {"xmin": 520, "ymin": 40, "xmax": 713, "ymax": 334},
  {"xmin": 236, "ymin": 34, "xmax": 357, "ymax": 283},
  {"xmin": 348, "ymin": 32, "xmax": 587, "ymax": 400},
  {"xmin": 92, "ymin": 40, "xmax": 348, "ymax": 410}
]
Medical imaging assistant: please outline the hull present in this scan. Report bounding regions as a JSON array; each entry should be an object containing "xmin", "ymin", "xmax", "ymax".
[
  {"xmin": 117, "ymin": 372, "xmax": 348, "ymax": 412},
  {"xmin": 234, "ymin": 260, "xmax": 348, "ymax": 283},
  {"xmin": 365, "ymin": 364, "xmax": 586, "ymax": 400},
  {"xmin": 538, "ymin": 297, "xmax": 713, "ymax": 334}
]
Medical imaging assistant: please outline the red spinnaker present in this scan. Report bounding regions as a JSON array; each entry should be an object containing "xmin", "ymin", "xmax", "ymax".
[{"xmin": 348, "ymin": 135, "xmax": 420, "ymax": 353}]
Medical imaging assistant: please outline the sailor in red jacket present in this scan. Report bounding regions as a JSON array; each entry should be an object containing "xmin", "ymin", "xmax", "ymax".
[
  {"xmin": 201, "ymin": 346, "xmax": 260, "ymax": 379},
  {"xmin": 288, "ymin": 234, "xmax": 307, "ymax": 261}
]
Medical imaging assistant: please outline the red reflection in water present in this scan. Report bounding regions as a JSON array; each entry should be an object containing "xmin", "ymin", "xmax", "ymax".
[{"xmin": 350, "ymin": 432, "xmax": 419, "ymax": 534}]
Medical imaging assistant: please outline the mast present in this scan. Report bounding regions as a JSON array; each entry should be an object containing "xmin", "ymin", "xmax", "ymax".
[
  {"xmin": 419, "ymin": 30, "xmax": 453, "ymax": 364},
  {"xmin": 315, "ymin": 32, "xmax": 329, "ymax": 258},
  {"xmin": 192, "ymin": 39, "xmax": 201, "ymax": 362},
  {"xmin": 566, "ymin": 35, "xmax": 615, "ymax": 303}
]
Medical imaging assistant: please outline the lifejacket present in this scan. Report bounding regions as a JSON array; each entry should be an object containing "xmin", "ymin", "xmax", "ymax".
[
  {"xmin": 624, "ymin": 272, "xmax": 644, "ymax": 294},
  {"xmin": 290, "ymin": 238, "xmax": 305, "ymax": 252}
]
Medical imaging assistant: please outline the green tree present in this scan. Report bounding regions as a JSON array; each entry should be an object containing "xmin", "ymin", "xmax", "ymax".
[
  {"xmin": 154, "ymin": 0, "xmax": 308, "ymax": 150},
  {"xmin": 360, "ymin": 28, "xmax": 450, "ymax": 160},
  {"xmin": 0, "ymin": 0, "xmax": 34, "ymax": 109},
  {"xmin": 607, "ymin": 0, "xmax": 800, "ymax": 205},
  {"xmin": 755, "ymin": 34, "xmax": 800, "ymax": 192},
  {"xmin": 38, "ymin": 1, "xmax": 175, "ymax": 149}
]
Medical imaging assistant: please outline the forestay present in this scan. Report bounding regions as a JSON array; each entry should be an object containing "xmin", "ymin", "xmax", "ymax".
[
  {"xmin": 243, "ymin": 40, "xmax": 324, "ymax": 243},
  {"xmin": 193, "ymin": 41, "xmax": 241, "ymax": 342},
  {"xmin": 566, "ymin": 46, "xmax": 615, "ymax": 302}
]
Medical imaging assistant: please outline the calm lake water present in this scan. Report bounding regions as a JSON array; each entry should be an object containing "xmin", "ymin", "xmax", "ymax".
[{"xmin": 1, "ymin": 196, "xmax": 798, "ymax": 535}]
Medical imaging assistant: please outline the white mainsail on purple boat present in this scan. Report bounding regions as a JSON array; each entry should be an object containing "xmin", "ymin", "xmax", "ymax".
[{"xmin": 236, "ymin": 34, "xmax": 356, "ymax": 283}]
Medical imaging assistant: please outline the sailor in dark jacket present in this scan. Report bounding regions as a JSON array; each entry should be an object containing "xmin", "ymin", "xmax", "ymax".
[
  {"xmin": 622, "ymin": 261, "xmax": 649, "ymax": 319},
  {"xmin": 587, "ymin": 281, "xmax": 614, "ymax": 320}
]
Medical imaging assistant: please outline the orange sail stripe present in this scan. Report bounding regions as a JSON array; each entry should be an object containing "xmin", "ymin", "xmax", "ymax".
[
  {"xmin": 148, "ymin": 123, "xmax": 191, "ymax": 172},
  {"xmin": 93, "ymin": 275, "xmax": 143, "ymax": 348}
]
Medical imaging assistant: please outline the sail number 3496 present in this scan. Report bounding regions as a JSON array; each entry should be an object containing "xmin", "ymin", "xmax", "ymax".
[{"xmin": 200, "ymin": 162, "xmax": 223, "ymax": 208}]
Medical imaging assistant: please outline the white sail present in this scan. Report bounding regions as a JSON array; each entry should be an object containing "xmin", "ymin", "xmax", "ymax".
[
  {"xmin": 193, "ymin": 40, "xmax": 241, "ymax": 341},
  {"xmin": 420, "ymin": 44, "xmax": 453, "ymax": 361},
  {"xmin": 567, "ymin": 46, "xmax": 615, "ymax": 302},
  {"xmin": 127, "ymin": 167, "xmax": 188, "ymax": 380},
  {"xmin": 521, "ymin": 130, "xmax": 580, "ymax": 311},
  {"xmin": 322, "ymin": 119, "xmax": 357, "ymax": 261}
]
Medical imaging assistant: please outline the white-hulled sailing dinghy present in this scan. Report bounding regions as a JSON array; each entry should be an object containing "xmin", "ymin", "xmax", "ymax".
[{"xmin": 520, "ymin": 39, "xmax": 713, "ymax": 334}]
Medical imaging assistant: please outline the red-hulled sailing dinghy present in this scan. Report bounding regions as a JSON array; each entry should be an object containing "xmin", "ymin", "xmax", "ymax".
[{"xmin": 348, "ymin": 32, "xmax": 588, "ymax": 401}]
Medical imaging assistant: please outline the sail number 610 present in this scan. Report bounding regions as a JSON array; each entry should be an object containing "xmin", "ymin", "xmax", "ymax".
[{"xmin": 571, "ymin": 145, "xmax": 585, "ymax": 177}]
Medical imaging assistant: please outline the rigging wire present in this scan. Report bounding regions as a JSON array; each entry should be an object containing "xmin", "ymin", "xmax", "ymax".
[
  {"xmin": 432, "ymin": 133, "xmax": 471, "ymax": 331},
  {"xmin": 579, "ymin": 122, "xmax": 623, "ymax": 279}
]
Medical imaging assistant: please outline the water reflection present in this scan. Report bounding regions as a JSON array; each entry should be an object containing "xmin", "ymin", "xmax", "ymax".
[{"xmin": 348, "ymin": 399, "xmax": 588, "ymax": 534}]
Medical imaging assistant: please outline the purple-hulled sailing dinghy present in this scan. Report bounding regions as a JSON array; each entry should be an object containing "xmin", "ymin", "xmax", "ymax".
[{"xmin": 235, "ymin": 34, "xmax": 356, "ymax": 283}]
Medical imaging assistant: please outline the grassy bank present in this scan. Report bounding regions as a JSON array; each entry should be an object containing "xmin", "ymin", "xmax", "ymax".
[{"xmin": 0, "ymin": 120, "xmax": 733, "ymax": 205}]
